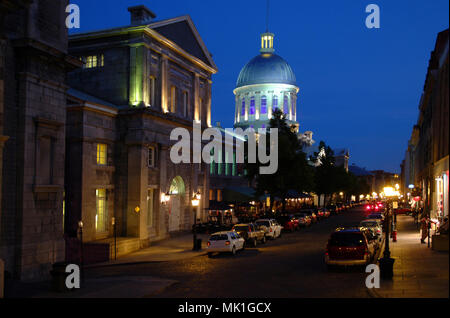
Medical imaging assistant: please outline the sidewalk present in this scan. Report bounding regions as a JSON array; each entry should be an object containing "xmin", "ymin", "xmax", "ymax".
[
  {"xmin": 372, "ymin": 215, "xmax": 449, "ymax": 298},
  {"xmin": 86, "ymin": 233, "xmax": 210, "ymax": 268},
  {"xmin": 7, "ymin": 233, "xmax": 210, "ymax": 298}
]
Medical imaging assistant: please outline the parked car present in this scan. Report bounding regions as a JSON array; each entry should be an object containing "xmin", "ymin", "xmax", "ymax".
[
  {"xmin": 325, "ymin": 228, "xmax": 377, "ymax": 268},
  {"xmin": 300, "ymin": 209, "xmax": 317, "ymax": 223},
  {"xmin": 367, "ymin": 213, "xmax": 384, "ymax": 221},
  {"xmin": 277, "ymin": 215, "xmax": 299, "ymax": 232},
  {"xmin": 207, "ymin": 231, "xmax": 245, "ymax": 257},
  {"xmin": 317, "ymin": 207, "xmax": 331, "ymax": 218},
  {"xmin": 327, "ymin": 204, "xmax": 338, "ymax": 215},
  {"xmin": 294, "ymin": 213, "xmax": 311, "ymax": 227},
  {"xmin": 360, "ymin": 219, "xmax": 383, "ymax": 239},
  {"xmin": 270, "ymin": 219, "xmax": 283, "ymax": 237},
  {"xmin": 232, "ymin": 223, "xmax": 266, "ymax": 247},
  {"xmin": 255, "ymin": 219, "xmax": 282, "ymax": 239}
]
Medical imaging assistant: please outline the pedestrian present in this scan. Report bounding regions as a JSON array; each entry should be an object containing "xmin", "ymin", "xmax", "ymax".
[{"xmin": 420, "ymin": 216, "xmax": 428, "ymax": 244}]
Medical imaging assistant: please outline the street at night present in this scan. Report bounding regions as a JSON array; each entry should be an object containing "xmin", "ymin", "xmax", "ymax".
[{"xmin": 0, "ymin": 0, "xmax": 448, "ymax": 308}]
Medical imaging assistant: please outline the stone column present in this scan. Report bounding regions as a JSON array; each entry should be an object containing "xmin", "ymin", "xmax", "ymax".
[
  {"xmin": 193, "ymin": 73, "xmax": 200, "ymax": 122},
  {"xmin": 129, "ymin": 45, "xmax": 144, "ymax": 106},
  {"xmin": 126, "ymin": 145, "xmax": 148, "ymax": 240},
  {"xmin": 159, "ymin": 145, "xmax": 169, "ymax": 237},
  {"xmin": 160, "ymin": 55, "xmax": 169, "ymax": 113}
]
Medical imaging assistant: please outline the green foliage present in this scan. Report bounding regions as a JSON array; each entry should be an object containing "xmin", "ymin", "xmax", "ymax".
[{"xmin": 244, "ymin": 109, "xmax": 313, "ymax": 208}]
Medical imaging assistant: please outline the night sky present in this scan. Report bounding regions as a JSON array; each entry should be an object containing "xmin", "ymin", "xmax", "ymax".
[{"xmin": 70, "ymin": 0, "xmax": 449, "ymax": 173}]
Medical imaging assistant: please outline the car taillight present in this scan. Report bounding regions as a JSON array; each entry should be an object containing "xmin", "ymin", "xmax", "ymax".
[
  {"xmin": 248, "ymin": 226, "xmax": 252, "ymax": 232},
  {"xmin": 269, "ymin": 228, "xmax": 272, "ymax": 232},
  {"xmin": 225, "ymin": 241, "xmax": 230, "ymax": 246},
  {"xmin": 366, "ymin": 206, "xmax": 371, "ymax": 210},
  {"xmin": 207, "ymin": 241, "xmax": 211, "ymax": 247}
]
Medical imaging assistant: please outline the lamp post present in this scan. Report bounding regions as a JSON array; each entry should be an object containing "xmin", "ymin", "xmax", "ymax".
[
  {"xmin": 379, "ymin": 187, "xmax": 396, "ymax": 279},
  {"xmin": 78, "ymin": 220, "xmax": 84, "ymax": 283},
  {"xmin": 191, "ymin": 191, "xmax": 201, "ymax": 251},
  {"xmin": 112, "ymin": 217, "xmax": 117, "ymax": 260}
]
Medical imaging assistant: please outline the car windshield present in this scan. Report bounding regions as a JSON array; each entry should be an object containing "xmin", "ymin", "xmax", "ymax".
[
  {"xmin": 256, "ymin": 221, "xmax": 270, "ymax": 227},
  {"xmin": 361, "ymin": 221, "xmax": 378, "ymax": 227},
  {"xmin": 209, "ymin": 234, "xmax": 228, "ymax": 241},
  {"xmin": 234, "ymin": 226, "xmax": 249, "ymax": 232},
  {"xmin": 329, "ymin": 233, "xmax": 366, "ymax": 247}
]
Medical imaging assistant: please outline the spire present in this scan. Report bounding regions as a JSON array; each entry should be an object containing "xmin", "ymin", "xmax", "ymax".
[{"xmin": 261, "ymin": 0, "xmax": 274, "ymax": 54}]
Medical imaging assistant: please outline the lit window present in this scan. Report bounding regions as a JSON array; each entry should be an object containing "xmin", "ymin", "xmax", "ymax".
[
  {"xmin": 149, "ymin": 76, "xmax": 156, "ymax": 106},
  {"xmin": 148, "ymin": 147, "xmax": 155, "ymax": 168},
  {"xmin": 218, "ymin": 149, "xmax": 223, "ymax": 175},
  {"xmin": 86, "ymin": 55, "xmax": 97, "ymax": 69},
  {"xmin": 273, "ymin": 95, "xmax": 278, "ymax": 111},
  {"xmin": 210, "ymin": 149, "xmax": 215, "ymax": 175},
  {"xmin": 261, "ymin": 96, "xmax": 267, "ymax": 114},
  {"xmin": 209, "ymin": 189, "xmax": 215, "ymax": 201},
  {"xmin": 241, "ymin": 99, "xmax": 246, "ymax": 116},
  {"xmin": 97, "ymin": 143, "xmax": 107, "ymax": 165},
  {"xmin": 170, "ymin": 86, "xmax": 176, "ymax": 113},
  {"xmin": 99, "ymin": 54, "xmax": 104, "ymax": 67},
  {"xmin": 96, "ymin": 189, "xmax": 107, "ymax": 232},
  {"xmin": 283, "ymin": 95, "xmax": 289, "ymax": 114},
  {"xmin": 217, "ymin": 189, "xmax": 222, "ymax": 202},
  {"xmin": 249, "ymin": 96, "xmax": 255, "ymax": 115}
]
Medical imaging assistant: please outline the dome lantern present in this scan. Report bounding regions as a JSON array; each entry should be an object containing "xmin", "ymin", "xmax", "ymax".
[{"xmin": 260, "ymin": 32, "xmax": 274, "ymax": 54}]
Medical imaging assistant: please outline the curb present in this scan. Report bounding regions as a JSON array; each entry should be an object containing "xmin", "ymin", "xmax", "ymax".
[{"xmin": 84, "ymin": 251, "xmax": 209, "ymax": 269}]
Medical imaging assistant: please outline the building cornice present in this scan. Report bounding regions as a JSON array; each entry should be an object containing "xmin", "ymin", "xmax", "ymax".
[{"xmin": 69, "ymin": 23, "xmax": 217, "ymax": 75}]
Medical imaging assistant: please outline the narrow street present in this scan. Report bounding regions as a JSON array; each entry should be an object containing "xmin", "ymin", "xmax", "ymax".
[{"xmin": 85, "ymin": 206, "xmax": 377, "ymax": 298}]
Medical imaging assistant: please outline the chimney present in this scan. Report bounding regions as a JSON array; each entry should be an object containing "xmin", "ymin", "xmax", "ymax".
[{"xmin": 128, "ymin": 5, "xmax": 156, "ymax": 25}]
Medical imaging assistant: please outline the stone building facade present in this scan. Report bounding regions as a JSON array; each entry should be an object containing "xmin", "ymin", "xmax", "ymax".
[
  {"xmin": 65, "ymin": 5, "xmax": 217, "ymax": 256},
  {"xmin": 401, "ymin": 29, "xmax": 449, "ymax": 220},
  {"xmin": 0, "ymin": 0, "xmax": 80, "ymax": 280}
]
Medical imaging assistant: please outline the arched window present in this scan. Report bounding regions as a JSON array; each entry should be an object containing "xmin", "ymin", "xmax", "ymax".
[
  {"xmin": 272, "ymin": 95, "xmax": 278, "ymax": 111},
  {"xmin": 283, "ymin": 95, "xmax": 289, "ymax": 114},
  {"xmin": 241, "ymin": 99, "xmax": 246, "ymax": 116},
  {"xmin": 261, "ymin": 96, "xmax": 267, "ymax": 114},
  {"xmin": 249, "ymin": 96, "xmax": 255, "ymax": 115}
]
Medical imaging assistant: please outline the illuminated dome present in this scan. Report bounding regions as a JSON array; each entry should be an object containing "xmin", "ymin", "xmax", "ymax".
[
  {"xmin": 236, "ymin": 53, "xmax": 296, "ymax": 88},
  {"xmin": 233, "ymin": 32, "xmax": 299, "ymax": 132}
]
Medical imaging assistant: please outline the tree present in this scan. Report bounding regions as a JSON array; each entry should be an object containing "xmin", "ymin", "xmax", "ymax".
[
  {"xmin": 311, "ymin": 141, "xmax": 338, "ymax": 207},
  {"xmin": 245, "ymin": 109, "xmax": 313, "ymax": 213}
]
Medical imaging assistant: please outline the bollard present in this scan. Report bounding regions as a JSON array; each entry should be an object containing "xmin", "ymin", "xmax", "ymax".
[
  {"xmin": 0, "ymin": 259, "xmax": 4, "ymax": 298},
  {"xmin": 392, "ymin": 230, "xmax": 397, "ymax": 242}
]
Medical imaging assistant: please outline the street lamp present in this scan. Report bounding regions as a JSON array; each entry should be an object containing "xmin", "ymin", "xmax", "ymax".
[
  {"xmin": 379, "ymin": 187, "xmax": 396, "ymax": 279},
  {"xmin": 111, "ymin": 217, "xmax": 117, "ymax": 260},
  {"xmin": 191, "ymin": 191, "xmax": 201, "ymax": 251}
]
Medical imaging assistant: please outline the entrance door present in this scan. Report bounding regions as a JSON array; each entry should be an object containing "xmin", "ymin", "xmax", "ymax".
[
  {"xmin": 168, "ymin": 176, "xmax": 185, "ymax": 232},
  {"xmin": 169, "ymin": 195, "xmax": 181, "ymax": 232}
]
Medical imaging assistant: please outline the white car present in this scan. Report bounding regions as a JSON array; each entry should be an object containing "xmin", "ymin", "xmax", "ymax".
[
  {"xmin": 255, "ymin": 219, "xmax": 282, "ymax": 239},
  {"xmin": 360, "ymin": 219, "xmax": 383, "ymax": 239},
  {"xmin": 207, "ymin": 231, "xmax": 245, "ymax": 257}
]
